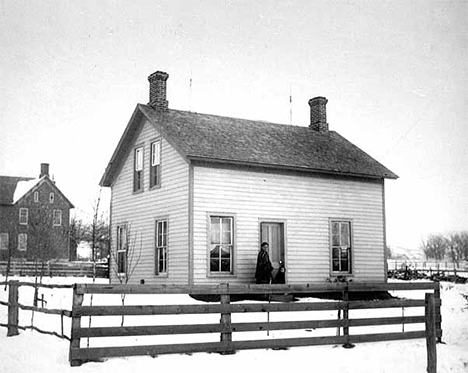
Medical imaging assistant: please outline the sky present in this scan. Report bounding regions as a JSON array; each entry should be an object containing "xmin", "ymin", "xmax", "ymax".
[{"xmin": 0, "ymin": 0, "xmax": 467, "ymax": 252}]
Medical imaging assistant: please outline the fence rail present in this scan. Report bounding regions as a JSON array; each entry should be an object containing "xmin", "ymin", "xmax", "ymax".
[
  {"xmin": 0, "ymin": 261, "xmax": 108, "ymax": 278},
  {"xmin": 0, "ymin": 280, "xmax": 73, "ymax": 340},
  {"xmin": 69, "ymin": 282, "xmax": 440, "ymax": 372}
]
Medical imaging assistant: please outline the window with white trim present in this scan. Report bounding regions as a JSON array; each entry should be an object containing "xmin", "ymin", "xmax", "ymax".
[
  {"xmin": 150, "ymin": 140, "xmax": 161, "ymax": 188},
  {"xmin": 34, "ymin": 191, "xmax": 39, "ymax": 202},
  {"xmin": 209, "ymin": 216, "xmax": 234, "ymax": 273},
  {"xmin": 18, "ymin": 233, "xmax": 27, "ymax": 251},
  {"xmin": 49, "ymin": 193, "xmax": 55, "ymax": 203},
  {"xmin": 331, "ymin": 220, "xmax": 352, "ymax": 274},
  {"xmin": 116, "ymin": 225, "xmax": 128, "ymax": 274},
  {"xmin": 134, "ymin": 146, "xmax": 143, "ymax": 192},
  {"xmin": 19, "ymin": 208, "xmax": 28, "ymax": 225},
  {"xmin": 53, "ymin": 210, "xmax": 62, "ymax": 226},
  {"xmin": 155, "ymin": 219, "xmax": 167, "ymax": 275},
  {"xmin": 0, "ymin": 233, "xmax": 9, "ymax": 250}
]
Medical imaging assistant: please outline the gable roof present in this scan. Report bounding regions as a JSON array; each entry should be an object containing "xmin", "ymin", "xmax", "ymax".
[
  {"xmin": 0, "ymin": 175, "xmax": 74, "ymax": 207},
  {"xmin": 100, "ymin": 104, "xmax": 397, "ymax": 187},
  {"xmin": 0, "ymin": 176, "xmax": 34, "ymax": 205}
]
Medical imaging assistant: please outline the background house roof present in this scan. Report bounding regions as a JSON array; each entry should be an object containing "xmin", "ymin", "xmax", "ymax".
[
  {"xmin": 0, "ymin": 176, "xmax": 34, "ymax": 205},
  {"xmin": 100, "ymin": 104, "xmax": 397, "ymax": 187},
  {"xmin": 0, "ymin": 175, "xmax": 74, "ymax": 207}
]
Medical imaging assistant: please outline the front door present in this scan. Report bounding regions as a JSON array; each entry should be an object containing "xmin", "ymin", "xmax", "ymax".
[{"xmin": 260, "ymin": 222, "xmax": 285, "ymax": 281}]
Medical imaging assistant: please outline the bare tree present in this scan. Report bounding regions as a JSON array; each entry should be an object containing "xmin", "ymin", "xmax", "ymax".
[
  {"xmin": 447, "ymin": 232, "xmax": 464, "ymax": 267},
  {"xmin": 110, "ymin": 224, "xmax": 142, "ymax": 326},
  {"xmin": 69, "ymin": 216, "xmax": 87, "ymax": 261},
  {"xmin": 421, "ymin": 234, "xmax": 447, "ymax": 261}
]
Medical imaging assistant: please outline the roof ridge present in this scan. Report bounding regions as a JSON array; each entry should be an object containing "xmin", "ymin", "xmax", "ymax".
[{"xmin": 138, "ymin": 103, "xmax": 319, "ymax": 131}]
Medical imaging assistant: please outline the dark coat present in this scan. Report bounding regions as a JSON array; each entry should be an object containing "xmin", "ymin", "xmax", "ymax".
[
  {"xmin": 273, "ymin": 262, "xmax": 286, "ymax": 284},
  {"xmin": 255, "ymin": 249, "xmax": 273, "ymax": 284}
]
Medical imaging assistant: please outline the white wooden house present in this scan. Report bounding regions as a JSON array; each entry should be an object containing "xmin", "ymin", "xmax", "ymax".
[{"xmin": 100, "ymin": 71, "xmax": 397, "ymax": 285}]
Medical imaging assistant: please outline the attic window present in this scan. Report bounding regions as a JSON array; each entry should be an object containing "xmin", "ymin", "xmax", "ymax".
[
  {"xmin": 34, "ymin": 191, "xmax": 39, "ymax": 202},
  {"xmin": 134, "ymin": 146, "xmax": 143, "ymax": 192},
  {"xmin": 50, "ymin": 193, "xmax": 55, "ymax": 203},
  {"xmin": 150, "ymin": 140, "xmax": 161, "ymax": 188}
]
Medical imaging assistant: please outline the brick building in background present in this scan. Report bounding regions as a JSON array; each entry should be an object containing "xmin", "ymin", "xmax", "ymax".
[{"xmin": 0, "ymin": 163, "xmax": 74, "ymax": 261}]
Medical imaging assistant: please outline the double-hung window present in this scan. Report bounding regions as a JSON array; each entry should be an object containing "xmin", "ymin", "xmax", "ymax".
[
  {"xmin": 155, "ymin": 219, "xmax": 167, "ymax": 275},
  {"xmin": 150, "ymin": 140, "xmax": 161, "ymax": 188},
  {"xmin": 209, "ymin": 216, "xmax": 234, "ymax": 274},
  {"xmin": 116, "ymin": 225, "xmax": 128, "ymax": 275},
  {"xmin": 0, "ymin": 233, "xmax": 9, "ymax": 250},
  {"xmin": 53, "ymin": 210, "xmax": 62, "ymax": 226},
  {"xmin": 18, "ymin": 233, "xmax": 27, "ymax": 251},
  {"xmin": 134, "ymin": 146, "xmax": 143, "ymax": 192},
  {"xmin": 19, "ymin": 208, "xmax": 28, "ymax": 225},
  {"xmin": 331, "ymin": 220, "xmax": 352, "ymax": 274}
]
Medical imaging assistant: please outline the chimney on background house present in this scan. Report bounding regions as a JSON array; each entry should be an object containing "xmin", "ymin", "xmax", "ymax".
[
  {"xmin": 39, "ymin": 163, "xmax": 50, "ymax": 178},
  {"xmin": 308, "ymin": 96, "xmax": 329, "ymax": 132},
  {"xmin": 148, "ymin": 71, "xmax": 169, "ymax": 110}
]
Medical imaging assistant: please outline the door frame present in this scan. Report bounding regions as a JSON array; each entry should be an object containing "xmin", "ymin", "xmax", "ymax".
[{"xmin": 258, "ymin": 219, "xmax": 288, "ymax": 283}]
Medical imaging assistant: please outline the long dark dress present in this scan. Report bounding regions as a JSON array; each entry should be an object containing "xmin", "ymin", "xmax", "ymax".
[{"xmin": 255, "ymin": 249, "xmax": 273, "ymax": 284}]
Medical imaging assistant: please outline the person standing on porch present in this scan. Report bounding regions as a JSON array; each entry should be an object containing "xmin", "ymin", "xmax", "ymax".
[{"xmin": 255, "ymin": 242, "xmax": 274, "ymax": 284}]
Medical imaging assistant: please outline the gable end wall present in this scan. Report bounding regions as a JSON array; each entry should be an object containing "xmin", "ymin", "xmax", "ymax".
[{"xmin": 110, "ymin": 118, "xmax": 189, "ymax": 284}]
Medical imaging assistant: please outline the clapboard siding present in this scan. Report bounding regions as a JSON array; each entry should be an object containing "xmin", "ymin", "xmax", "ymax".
[
  {"xmin": 192, "ymin": 165, "xmax": 385, "ymax": 284},
  {"xmin": 110, "ymin": 118, "xmax": 189, "ymax": 284}
]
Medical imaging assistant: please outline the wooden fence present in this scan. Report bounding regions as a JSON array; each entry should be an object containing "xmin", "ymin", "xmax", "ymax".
[
  {"xmin": 69, "ymin": 282, "xmax": 441, "ymax": 372},
  {"xmin": 388, "ymin": 260, "xmax": 468, "ymax": 274},
  {"xmin": 0, "ymin": 280, "xmax": 73, "ymax": 339},
  {"xmin": 0, "ymin": 261, "xmax": 109, "ymax": 278}
]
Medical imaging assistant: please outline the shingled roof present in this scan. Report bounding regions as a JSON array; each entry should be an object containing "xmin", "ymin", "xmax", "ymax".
[{"xmin": 100, "ymin": 104, "xmax": 397, "ymax": 187}]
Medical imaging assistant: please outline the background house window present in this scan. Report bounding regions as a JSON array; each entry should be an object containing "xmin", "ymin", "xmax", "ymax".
[
  {"xmin": 18, "ymin": 233, "xmax": 27, "ymax": 251},
  {"xmin": 209, "ymin": 216, "xmax": 233, "ymax": 273},
  {"xmin": 116, "ymin": 226, "xmax": 128, "ymax": 274},
  {"xmin": 150, "ymin": 140, "xmax": 161, "ymax": 188},
  {"xmin": 331, "ymin": 221, "xmax": 352, "ymax": 274},
  {"xmin": 50, "ymin": 193, "xmax": 55, "ymax": 203},
  {"xmin": 155, "ymin": 219, "xmax": 167, "ymax": 275},
  {"xmin": 0, "ymin": 233, "xmax": 9, "ymax": 250},
  {"xmin": 134, "ymin": 147, "xmax": 143, "ymax": 192},
  {"xmin": 19, "ymin": 208, "xmax": 28, "ymax": 225},
  {"xmin": 53, "ymin": 209, "xmax": 62, "ymax": 226},
  {"xmin": 34, "ymin": 191, "xmax": 39, "ymax": 202}
]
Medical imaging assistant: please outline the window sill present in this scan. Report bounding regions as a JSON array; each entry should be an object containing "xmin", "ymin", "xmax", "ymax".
[
  {"xmin": 132, "ymin": 189, "xmax": 144, "ymax": 195},
  {"xmin": 207, "ymin": 273, "xmax": 237, "ymax": 278},
  {"xmin": 149, "ymin": 184, "xmax": 161, "ymax": 191}
]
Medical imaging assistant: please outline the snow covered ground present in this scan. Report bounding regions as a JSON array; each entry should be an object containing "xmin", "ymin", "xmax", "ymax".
[{"xmin": 1, "ymin": 276, "xmax": 467, "ymax": 373}]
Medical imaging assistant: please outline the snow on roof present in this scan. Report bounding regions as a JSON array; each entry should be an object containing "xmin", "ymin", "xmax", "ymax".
[{"xmin": 12, "ymin": 177, "xmax": 42, "ymax": 204}]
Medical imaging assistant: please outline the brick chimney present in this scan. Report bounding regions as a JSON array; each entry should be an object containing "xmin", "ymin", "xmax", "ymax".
[
  {"xmin": 148, "ymin": 71, "xmax": 169, "ymax": 110},
  {"xmin": 308, "ymin": 96, "xmax": 329, "ymax": 132},
  {"xmin": 39, "ymin": 163, "xmax": 49, "ymax": 178}
]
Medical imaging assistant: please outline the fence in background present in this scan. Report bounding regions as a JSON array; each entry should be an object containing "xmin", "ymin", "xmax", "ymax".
[
  {"xmin": 0, "ymin": 280, "xmax": 73, "ymax": 340},
  {"xmin": 69, "ymin": 282, "xmax": 440, "ymax": 372},
  {"xmin": 0, "ymin": 261, "xmax": 108, "ymax": 278},
  {"xmin": 388, "ymin": 260, "xmax": 468, "ymax": 273}
]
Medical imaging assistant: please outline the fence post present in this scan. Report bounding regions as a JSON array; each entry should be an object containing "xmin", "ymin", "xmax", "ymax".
[
  {"xmin": 434, "ymin": 282, "xmax": 442, "ymax": 343},
  {"xmin": 220, "ymin": 289, "xmax": 235, "ymax": 355},
  {"xmin": 7, "ymin": 280, "xmax": 19, "ymax": 337},
  {"xmin": 69, "ymin": 284, "xmax": 84, "ymax": 366},
  {"xmin": 342, "ymin": 284, "xmax": 354, "ymax": 349},
  {"xmin": 425, "ymin": 293, "xmax": 437, "ymax": 373}
]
